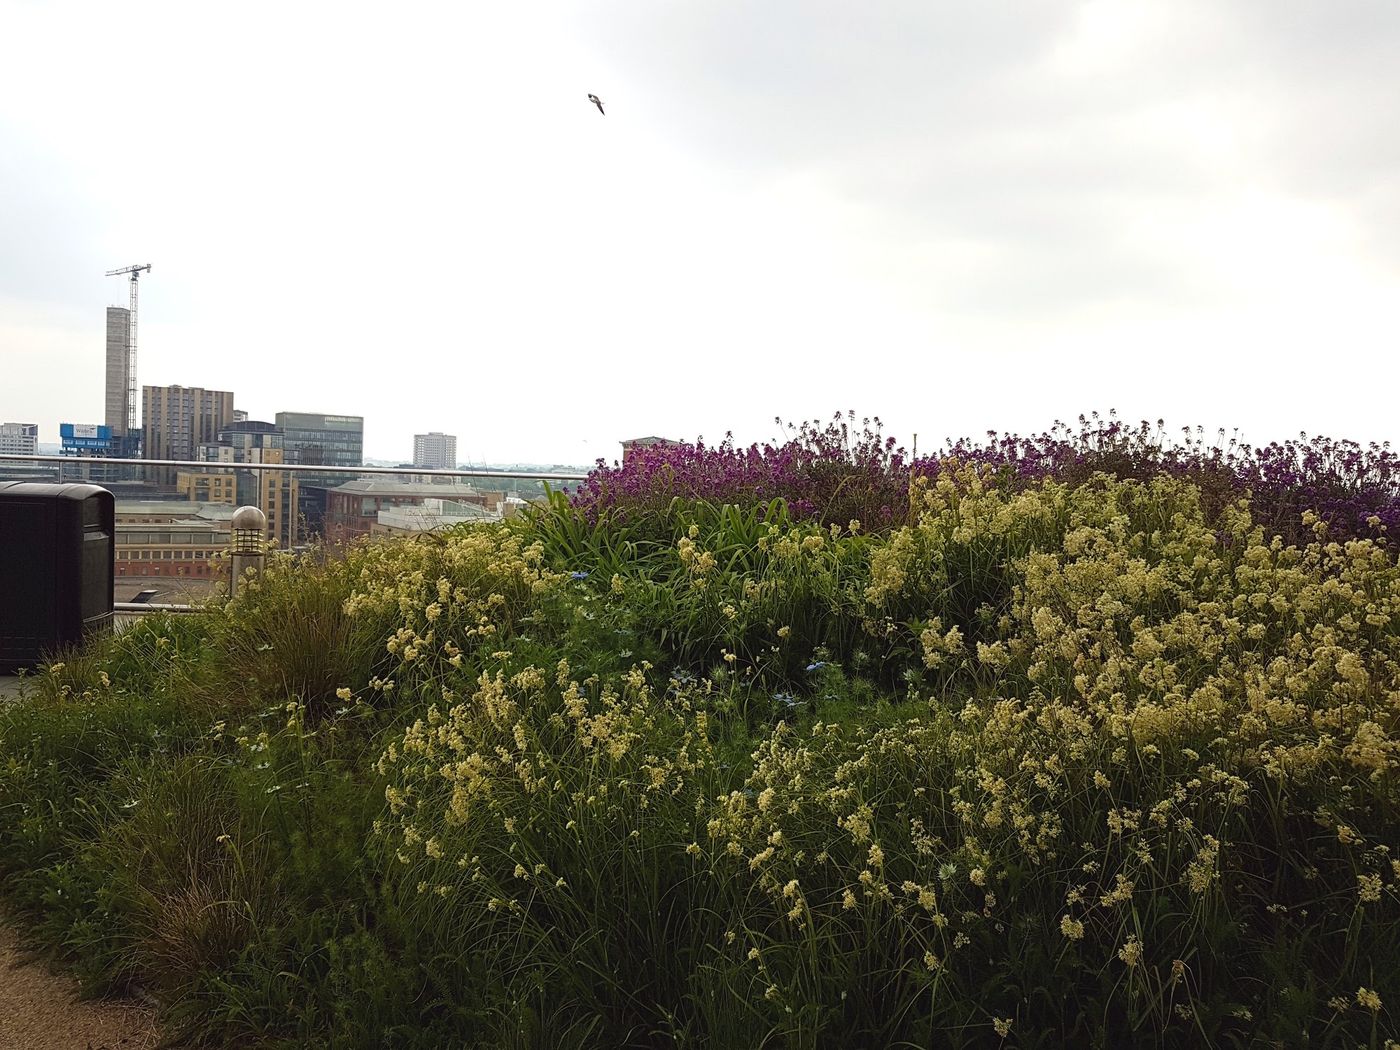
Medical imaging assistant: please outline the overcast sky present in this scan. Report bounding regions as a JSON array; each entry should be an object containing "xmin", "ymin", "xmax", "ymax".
[{"xmin": 2, "ymin": 1, "xmax": 1398, "ymax": 465}]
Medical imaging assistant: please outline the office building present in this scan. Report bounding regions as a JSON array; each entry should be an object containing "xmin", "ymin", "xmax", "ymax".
[
  {"xmin": 276, "ymin": 411, "xmax": 364, "ymax": 535},
  {"xmin": 0, "ymin": 423, "xmax": 38, "ymax": 457},
  {"xmin": 413, "ymin": 432, "xmax": 457, "ymax": 470},
  {"xmin": 142, "ymin": 385, "xmax": 236, "ymax": 483},
  {"xmin": 276, "ymin": 412, "xmax": 363, "ymax": 477}
]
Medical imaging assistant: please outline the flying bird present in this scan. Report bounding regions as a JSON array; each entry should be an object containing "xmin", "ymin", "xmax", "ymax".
[{"xmin": 587, "ymin": 93, "xmax": 605, "ymax": 115}]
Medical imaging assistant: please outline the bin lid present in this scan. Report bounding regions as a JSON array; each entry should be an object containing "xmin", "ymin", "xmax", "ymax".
[{"xmin": 0, "ymin": 482, "xmax": 114, "ymax": 502}]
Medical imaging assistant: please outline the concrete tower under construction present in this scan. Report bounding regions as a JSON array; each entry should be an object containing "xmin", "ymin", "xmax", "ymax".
[{"xmin": 104, "ymin": 306, "xmax": 131, "ymax": 439}]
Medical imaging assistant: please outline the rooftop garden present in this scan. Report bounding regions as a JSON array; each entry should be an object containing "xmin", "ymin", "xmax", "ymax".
[{"xmin": 2, "ymin": 411, "xmax": 1398, "ymax": 1048}]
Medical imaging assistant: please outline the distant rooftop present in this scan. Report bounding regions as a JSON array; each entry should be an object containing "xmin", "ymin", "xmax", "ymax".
[
  {"xmin": 377, "ymin": 500, "xmax": 498, "ymax": 532},
  {"xmin": 329, "ymin": 477, "xmax": 484, "ymax": 497},
  {"xmin": 116, "ymin": 500, "xmax": 238, "ymax": 522}
]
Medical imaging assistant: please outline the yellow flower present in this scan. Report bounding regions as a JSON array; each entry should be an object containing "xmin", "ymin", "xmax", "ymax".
[
  {"xmin": 1358, "ymin": 873, "xmax": 1382, "ymax": 903},
  {"xmin": 1358, "ymin": 987, "xmax": 1383, "ymax": 1012},
  {"xmin": 1060, "ymin": 915, "xmax": 1085, "ymax": 941},
  {"xmin": 992, "ymin": 1017, "xmax": 1012, "ymax": 1037},
  {"xmin": 1117, "ymin": 936, "xmax": 1142, "ymax": 967}
]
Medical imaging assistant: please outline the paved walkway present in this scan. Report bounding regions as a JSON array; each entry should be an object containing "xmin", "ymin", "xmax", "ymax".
[
  {"xmin": 0, "ymin": 924, "xmax": 159, "ymax": 1049},
  {"xmin": 0, "ymin": 675, "xmax": 24, "ymax": 703}
]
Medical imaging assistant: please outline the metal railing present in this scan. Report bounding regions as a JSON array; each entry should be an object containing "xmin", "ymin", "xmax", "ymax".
[
  {"xmin": 113, "ymin": 601, "xmax": 199, "ymax": 631},
  {"xmin": 0, "ymin": 454, "xmax": 590, "ymax": 484},
  {"xmin": 3, "ymin": 455, "xmax": 596, "ymax": 618}
]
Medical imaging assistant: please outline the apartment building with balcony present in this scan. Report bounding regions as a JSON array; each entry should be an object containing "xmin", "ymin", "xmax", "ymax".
[{"xmin": 142, "ymin": 385, "xmax": 236, "ymax": 484}]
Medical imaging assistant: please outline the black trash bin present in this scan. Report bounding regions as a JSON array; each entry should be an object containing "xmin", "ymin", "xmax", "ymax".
[{"xmin": 0, "ymin": 482, "xmax": 115, "ymax": 673}]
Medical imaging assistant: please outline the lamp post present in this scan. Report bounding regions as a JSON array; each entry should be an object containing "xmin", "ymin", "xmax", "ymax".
[{"xmin": 228, "ymin": 505, "xmax": 267, "ymax": 599}]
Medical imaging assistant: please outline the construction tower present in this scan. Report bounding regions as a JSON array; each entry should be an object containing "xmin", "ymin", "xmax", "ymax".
[{"xmin": 105, "ymin": 264, "xmax": 152, "ymax": 438}]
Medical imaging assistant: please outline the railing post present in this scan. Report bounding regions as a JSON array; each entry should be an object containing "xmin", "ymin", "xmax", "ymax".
[{"xmin": 228, "ymin": 505, "xmax": 267, "ymax": 599}]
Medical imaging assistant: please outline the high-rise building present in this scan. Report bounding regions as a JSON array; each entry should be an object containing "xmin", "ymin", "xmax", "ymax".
[
  {"xmin": 275, "ymin": 412, "xmax": 363, "ymax": 537},
  {"xmin": 142, "ymin": 385, "xmax": 236, "ymax": 484},
  {"xmin": 0, "ymin": 422, "xmax": 38, "ymax": 457},
  {"xmin": 413, "ymin": 432, "xmax": 457, "ymax": 470},
  {"xmin": 105, "ymin": 307, "xmax": 132, "ymax": 440},
  {"xmin": 276, "ymin": 412, "xmax": 364, "ymax": 474}
]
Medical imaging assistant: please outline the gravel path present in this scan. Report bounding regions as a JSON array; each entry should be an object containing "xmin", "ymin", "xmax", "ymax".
[{"xmin": 0, "ymin": 924, "xmax": 159, "ymax": 1050}]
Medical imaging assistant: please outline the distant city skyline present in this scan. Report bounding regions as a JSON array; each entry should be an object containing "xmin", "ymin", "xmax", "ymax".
[{"xmin": 3, "ymin": 2, "xmax": 1399, "ymax": 464}]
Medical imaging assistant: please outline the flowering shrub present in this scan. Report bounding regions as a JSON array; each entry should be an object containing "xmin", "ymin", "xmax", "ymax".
[
  {"xmin": 696, "ymin": 469, "xmax": 1400, "ymax": 1041},
  {"xmin": 938, "ymin": 411, "xmax": 1400, "ymax": 548},
  {"xmin": 1, "ymin": 443, "xmax": 1399, "ymax": 1046},
  {"xmin": 572, "ymin": 410, "xmax": 1400, "ymax": 549},
  {"xmin": 364, "ymin": 469, "xmax": 1400, "ymax": 1046},
  {"xmin": 341, "ymin": 525, "xmax": 563, "ymax": 706},
  {"xmin": 569, "ymin": 412, "xmax": 912, "ymax": 532}
]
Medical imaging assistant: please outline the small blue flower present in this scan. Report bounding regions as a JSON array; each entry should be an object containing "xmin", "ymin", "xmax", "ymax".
[
  {"xmin": 806, "ymin": 661, "xmax": 827, "ymax": 672},
  {"xmin": 571, "ymin": 570, "xmax": 590, "ymax": 580},
  {"xmin": 773, "ymin": 691, "xmax": 796, "ymax": 708}
]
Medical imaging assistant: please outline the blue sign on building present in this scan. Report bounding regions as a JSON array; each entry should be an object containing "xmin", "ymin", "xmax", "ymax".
[{"xmin": 60, "ymin": 423, "xmax": 115, "ymax": 454}]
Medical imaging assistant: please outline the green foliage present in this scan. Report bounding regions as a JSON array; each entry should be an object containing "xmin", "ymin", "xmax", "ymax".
[
  {"xmin": 208, "ymin": 547, "xmax": 376, "ymax": 718},
  {"xmin": 0, "ymin": 471, "xmax": 1397, "ymax": 1047}
]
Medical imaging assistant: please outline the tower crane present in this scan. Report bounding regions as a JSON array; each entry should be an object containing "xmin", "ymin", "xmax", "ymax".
[{"xmin": 105, "ymin": 264, "xmax": 152, "ymax": 435}]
